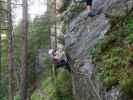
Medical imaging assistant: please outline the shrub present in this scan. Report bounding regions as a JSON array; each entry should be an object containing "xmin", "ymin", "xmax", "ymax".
[{"xmin": 89, "ymin": 13, "xmax": 133, "ymax": 98}]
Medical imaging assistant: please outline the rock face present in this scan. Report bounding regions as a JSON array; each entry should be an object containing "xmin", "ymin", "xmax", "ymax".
[
  {"xmin": 65, "ymin": 12, "xmax": 110, "ymax": 100},
  {"xmin": 65, "ymin": 0, "xmax": 133, "ymax": 100},
  {"xmin": 93, "ymin": 0, "xmax": 133, "ymax": 16}
]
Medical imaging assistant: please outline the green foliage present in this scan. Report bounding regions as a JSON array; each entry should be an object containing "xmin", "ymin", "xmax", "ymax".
[
  {"xmin": 58, "ymin": 0, "xmax": 71, "ymax": 13},
  {"xmin": 0, "ymin": 33, "xmax": 8, "ymax": 99},
  {"xmin": 89, "ymin": 13, "xmax": 133, "ymax": 98},
  {"xmin": 103, "ymin": 75, "xmax": 118, "ymax": 89},
  {"xmin": 55, "ymin": 70, "xmax": 73, "ymax": 100},
  {"xmin": 0, "ymin": 15, "xmax": 51, "ymax": 99},
  {"xmin": 30, "ymin": 16, "xmax": 50, "ymax": 49},
  {"xmin": 62, "ymin": 3, "xmax": 85, "ymax": 24},
  {"xmin": 1, "ymin": 97, "xmax": 8, "ymax": 100},
  {"xmin": 119, "ymin": 77, "xmax": 133, "ymax": 96},
  {"xmin": 31, "ymin": 67, "xmax": 73, "ymax": 100},
  {"xmin": 27, "ymin": 15, "xmax": 50, "ymax": 85},
  {"xmin": 31, "ymin": 55, "xmax": 72, "ymax": 100},
  {"xmin": 14, "ymin": 95, "xmax": 20, "ymax": 100},
  {"xmin": 42, "ymin": 58, "xmax": 53, "ymax": 79},
  {"xmin": 127, "ymin": 33, "xmax": 133, "ymax": 45}
]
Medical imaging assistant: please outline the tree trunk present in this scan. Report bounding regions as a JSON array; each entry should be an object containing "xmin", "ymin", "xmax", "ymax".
[
  {"xmin": 54, "ymin": 0, "xmax": 57, "ymax": 48},
  {"xmin": 47, "ymin": 0, "xmax": 51, "ymax": 48},
  {"xmin": 0, "ymin": 1, "xmax": 2, "ymax": 91},
  {"xmin": 20, "ymin": 0, "xmax": 28, "ymax": 100},
  {"xmin": 7, "ymin": 0, "xmax": 14, "ymax": 99},
  {"xmin": 0, "ymin": 30, "xmax": 1, "ymax": 94}
]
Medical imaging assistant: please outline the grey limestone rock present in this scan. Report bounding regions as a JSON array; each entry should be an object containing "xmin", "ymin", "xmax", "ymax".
[{"xmin": 65, "ymin": 0, "xmax": 133, "ymax": 100}]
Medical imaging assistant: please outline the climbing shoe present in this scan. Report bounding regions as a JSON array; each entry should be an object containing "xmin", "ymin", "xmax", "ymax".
[{"xmin": 88, "ymin": 12, "xmax": 96, "ymax": 17}]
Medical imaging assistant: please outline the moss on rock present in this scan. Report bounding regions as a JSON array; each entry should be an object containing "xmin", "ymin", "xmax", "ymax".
[{"xmin": 89, "ymin": 12, "xmax": 133, "ymax": 98}]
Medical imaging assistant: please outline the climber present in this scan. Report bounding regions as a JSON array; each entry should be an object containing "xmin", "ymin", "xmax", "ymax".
[
  {"xmin": 48, "ymin": 49, "xmax": 71, "ymax": 72},
  {"xmin": 86, "ymin": 0, "xmax": 96, "ymax": 17}
]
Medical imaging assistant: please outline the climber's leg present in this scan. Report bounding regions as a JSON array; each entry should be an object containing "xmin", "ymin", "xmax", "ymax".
[
  {"xmin": 61, "ymin": 60, "xmax": 71, "ymax": 72},
  {"xmin": 64, "ymin": 62, "xmax": 71, "ymax": 72},
  {"xmin": 56, "ymin": 60, "xmax": 65, "ymax": 69},
  {"xmin": 86, "ymin": 0, "xmax": 96, "ymax": 17},
  {"xmin": 86, "ymin": 0, "xmax": 92, "ymax": 13},
  {"xmin": 56, "ymin": 64, "xmax": 62, "ymax": 69}
]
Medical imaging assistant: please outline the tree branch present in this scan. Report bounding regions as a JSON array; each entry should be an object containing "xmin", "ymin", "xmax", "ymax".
[
  {"xmin": 0, "ymin": 28, "xmax": 8, "ymax": 30},
  {"xmin": 0, "ymin": 0, "xmax": 23, "ymax": 6}
]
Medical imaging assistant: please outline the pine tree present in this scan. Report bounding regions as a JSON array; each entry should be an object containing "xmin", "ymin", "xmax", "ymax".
[
  {"xmin": 7, "ymin": 0, "xmax": 14, "ymax": 99},
  {"xmin": 20, "ymin": 0, "xmax": 28, "ymax": 99},
  {"xmin": 0, "ymin": 0, "xmax": 2, "ymax": 87},
  {"xmin": 54, "ymin": 0, "xmax": 57, "ymax": 48}
]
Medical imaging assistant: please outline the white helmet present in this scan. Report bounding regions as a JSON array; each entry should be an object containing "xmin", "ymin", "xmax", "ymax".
[{"xmin": 48, "ymin": 49, "xmax": 54, "ymax": 55}]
